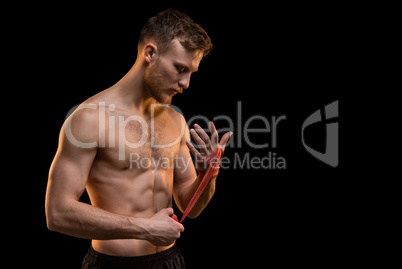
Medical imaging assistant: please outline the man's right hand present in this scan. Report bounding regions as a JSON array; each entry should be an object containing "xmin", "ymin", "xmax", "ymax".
[{"xmin": 146, "ymin": 208, "xmax": 185, "ymax": 246}]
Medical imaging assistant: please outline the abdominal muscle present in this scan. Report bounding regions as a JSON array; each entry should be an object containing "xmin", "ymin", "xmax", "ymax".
[{"xmin": 86, "ymin": 159, "xmax": 175, "ymax": 257}]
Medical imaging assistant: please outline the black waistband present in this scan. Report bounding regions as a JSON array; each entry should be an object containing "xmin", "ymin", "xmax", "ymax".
[{"xmin": 85, "ymin": 244, "xmax": 180, "ymax": 266}]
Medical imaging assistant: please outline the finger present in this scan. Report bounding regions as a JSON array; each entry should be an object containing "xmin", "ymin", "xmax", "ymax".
[
  {"xmin": 165, "ymin": 207, "xmax": 174, "ymax": 216},
  {"xmin": 179, "ymin": 223, "xmax": 185, "ymax": 232},
  {"xmin": 209, "ymin": 121, "xmax": 219, "ymax": 148},
  {"xmin": 194, "ymin": 124, "xmax": 211, "ymax": 145},
  {"xmin": 186, "ymin": 140, "xmax": 202, "ymax": 160},
  {"xmin": 219, "ymin": 131, "xmax": 233, "ymax": 150},
  {"xmin": 190, "ymin": 128, "xmax": 208, "ymax": 152}
]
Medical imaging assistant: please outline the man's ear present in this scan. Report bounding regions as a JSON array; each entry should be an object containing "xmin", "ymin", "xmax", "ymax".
[{"xmin": 144, "ymin": 43, "xmax": 158, "ymax": 63}]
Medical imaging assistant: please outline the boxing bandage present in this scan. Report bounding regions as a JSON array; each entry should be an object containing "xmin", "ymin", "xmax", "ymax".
[
  {"xmin": 179, "ymin": 147, "xmax": 224, "ymax": 223},
  {"xmin": 170, "ymin": 214, "xmax": 178, "ymax": 222}
]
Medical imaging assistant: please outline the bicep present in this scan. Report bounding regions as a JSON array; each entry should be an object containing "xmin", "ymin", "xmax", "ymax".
[
  {"xmin": 46, "ymin": 109, "xmax": 99, "ymax": 207},
  {"xmin": 48, "ymin": 148, "xmax": 95, "ymax": 203}
]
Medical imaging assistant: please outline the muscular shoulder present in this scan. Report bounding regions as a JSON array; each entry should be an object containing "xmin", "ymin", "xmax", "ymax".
[
  {"xmin": 61, "ymin": 102, "xmax": 101, "ymax": 149},
  {"xmin": 161, "ymin": 105, "xmax": 190, "ymax": 144},
  {"xmin": 163, "ymin": 105, "xmax": 187, "ymax": 130}
]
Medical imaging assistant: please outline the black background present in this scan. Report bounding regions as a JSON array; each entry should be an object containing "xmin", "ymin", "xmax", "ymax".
[{"xmin": 24, "ymin": 4, "xmax": 358, "ymax": 268}]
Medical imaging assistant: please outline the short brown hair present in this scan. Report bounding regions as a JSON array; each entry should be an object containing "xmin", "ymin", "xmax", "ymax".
[{"xmin": 139, "ymin": 9, "xmax": 213, "ymax": 56}]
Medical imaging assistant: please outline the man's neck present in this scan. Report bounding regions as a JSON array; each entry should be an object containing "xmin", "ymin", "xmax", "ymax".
[{"xmin": 114, "ymin": 62, "xmax": 157, "ymax": 115}]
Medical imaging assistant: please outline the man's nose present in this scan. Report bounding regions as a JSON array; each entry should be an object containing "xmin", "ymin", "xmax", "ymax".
[{"xmin": 178, "ymin": 74, "xmax": 191, "ymax": 89}]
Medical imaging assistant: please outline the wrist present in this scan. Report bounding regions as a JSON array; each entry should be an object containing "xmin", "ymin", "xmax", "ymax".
[
  {"xmin": 197, "ymin": 170, "xmax": 205, "ymax": 178},
  {"xmin": 128, "ymin": 217, "xmax": 152, "ymax": 240}
]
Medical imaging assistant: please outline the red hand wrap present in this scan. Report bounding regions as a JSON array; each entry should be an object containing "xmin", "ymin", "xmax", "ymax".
[
  {"xmin": 171, "ymin": 214, "xmax": 178, "ymax": 222},
  {"xmin": 180, "ymin": 147, "xmax": 224, "ymax": 223}
]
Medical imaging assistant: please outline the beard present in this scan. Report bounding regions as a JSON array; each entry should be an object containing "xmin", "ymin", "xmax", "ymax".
[{"xmin": 143, "ymin": 63, "xmax": 174, "ymax": 104}]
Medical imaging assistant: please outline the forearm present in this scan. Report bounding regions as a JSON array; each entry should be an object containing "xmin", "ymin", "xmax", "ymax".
[
  {"xmin": 181, "ymin": 173, "xmax": 217, "ymax": 218},
  {"xmin": 176, "ymin": 122, "xmax": 231, "ymax": 219},
  {"xmin": 46, "ymin": 200, "xmax": 149, "ymax": 240}
]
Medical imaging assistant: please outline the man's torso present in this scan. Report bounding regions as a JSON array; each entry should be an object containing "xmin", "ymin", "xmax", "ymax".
[{"xmin": 80, "ymin": 90, "xmax": 184, "ymax": 256}]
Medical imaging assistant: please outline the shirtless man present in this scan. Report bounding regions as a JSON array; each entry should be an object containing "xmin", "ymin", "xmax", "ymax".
[{"xmin": 45, "ymin": 9, "xmax": 231, "ymax": 268}]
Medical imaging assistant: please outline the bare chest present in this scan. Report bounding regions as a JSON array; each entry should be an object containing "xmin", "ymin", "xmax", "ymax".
[{"xmin": 97, "ymin": 111, "xmax": 183, "ymax": 171}]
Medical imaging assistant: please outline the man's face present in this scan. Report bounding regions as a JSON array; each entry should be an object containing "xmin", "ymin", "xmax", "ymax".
[{"xmin": 144, "ymin": 39, "xmax": 203, "ymax": 104}]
